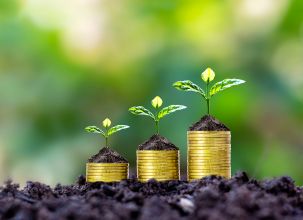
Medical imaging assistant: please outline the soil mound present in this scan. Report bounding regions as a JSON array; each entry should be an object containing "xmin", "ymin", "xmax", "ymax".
[
  {"xmin": 88, "ymin": 147, "xmax": 128, "ymax": 163},
  {"xmin": 138, "ymin": 134, "xmax": 178, "ymax": 151},
  {"xmin": 189, "ymin": 115, "xmax": 230, "ymax": 131}
]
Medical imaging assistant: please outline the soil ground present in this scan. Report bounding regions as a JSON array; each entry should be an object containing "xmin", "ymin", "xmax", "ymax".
[
  {"xmin": 88, "ymin": 147, "xmax": 128, "ymax": 163},
  {"xmin": 138, "ymin": 134, "xmax": 179, "ymax": 150},
  {"xmin": 1, "ymin": 172, "xmax": 302, "ymax": 220},
  {"xmin": 190, "ymin": 115, "xmax": 230, "ymax": 131}
]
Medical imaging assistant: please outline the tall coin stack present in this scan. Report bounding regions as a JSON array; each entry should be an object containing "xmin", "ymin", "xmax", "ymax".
[
  {"xmin": 137, "ymin": 150, "xmax": 180, "ymax": 182},
  {"xmin": 86, "ymin": 163, "xmax": 129, "ymax": 183},
  {"xmin": 187, "ymin": 131, "xmax": 231, "ymax": 181}
]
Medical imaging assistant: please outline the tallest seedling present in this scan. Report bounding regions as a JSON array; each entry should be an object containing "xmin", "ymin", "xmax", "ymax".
[
  {"xmin": 173, "ymin": 68, "xmax": 245, "ymax": 115},
  {"xmin": 173, "ymin": 67, "xmax": 246, "ymax": 181}
]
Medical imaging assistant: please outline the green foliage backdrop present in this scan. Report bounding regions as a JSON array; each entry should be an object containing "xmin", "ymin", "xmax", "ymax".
[{"xmin": 0, "ymin": 0, "xmax": 303, "ymax": 185}]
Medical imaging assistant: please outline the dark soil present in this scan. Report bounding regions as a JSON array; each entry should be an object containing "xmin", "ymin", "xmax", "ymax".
[
  {"xmin": 138, "ymin": 134, "xmax": 179, "ymax": 150},
  {"xmin": 1, "ymin": 172, "xmax": 303, "ymax": 220},
  {"xmin": 189, "ymin": 115, "xmax": 230, "ymax": 131},
  {"xmin": 88, "ymin": 147, "xmax": 128, "ymax": 163}
]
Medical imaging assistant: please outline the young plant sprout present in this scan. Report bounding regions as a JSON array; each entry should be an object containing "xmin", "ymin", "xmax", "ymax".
[
  {"xmin": 129, "ymin": 96, "xmax": 187, "ymax": 134},
  {"xmin": 173, "ymin": 68, "xmax": 246, "ymax": 115},
  {"xmin": 85, "ymin": 118, "xmax": 129, "ymax": 147}
]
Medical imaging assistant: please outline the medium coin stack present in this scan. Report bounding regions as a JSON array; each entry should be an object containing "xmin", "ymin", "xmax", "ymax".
[
  {"xmin": 137, "ymin": 150, "xmax": 180, "ymax": 182},
  {"xmin": 86, "ymin": 163, "xmax": 129, "ymax": 183},
  {"xmin": 187, "ymin": 131, "xmax": 231, "ymax": 181}
]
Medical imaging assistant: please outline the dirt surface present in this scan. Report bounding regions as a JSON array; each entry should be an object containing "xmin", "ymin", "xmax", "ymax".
[
  {"xmin": 88, "ymin": 147, "xmax": 128, "ymax": 163},
  {"xmin": 1, "ymin": 172, "xmax": 302, "ymax": 220},
  {"xmin": 138, "ymin": 134, "xmax": 179, "ymax": 150},
  {"xmin": 190, "ymin": 115, "xmax": 230, "ymax": 131}
]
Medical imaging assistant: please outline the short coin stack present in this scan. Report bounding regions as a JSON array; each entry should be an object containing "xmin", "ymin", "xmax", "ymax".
[
  {"xmin": 137, "ymin": 150, "xmax": 180, "ymax": 182},
  {"xmin": 86, "ymin": 163, "xmax": 129, "ymax": 183},
  {"xmin": 187, "ymin": 131, "xmax": 231, "ymax": 181}
]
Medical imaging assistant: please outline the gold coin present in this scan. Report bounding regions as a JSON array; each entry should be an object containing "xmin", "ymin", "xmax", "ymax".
[
  {"xmin": 188, "ymin": 136, "xmax": 230, "ymax": 139},
  {"xmin": 138, "ymin": 171, "xmax": 179, "ymax": 174},
  {"xmin": 138, "ymin": 178, "xmax": 179, "ymax": 182},
  {"xmin": 188, "ymin": 142, "xmax": 230, "ymax": 145},
  {"xmin": 188, "ymin": 173, "xmax": 230, "ymax": 176},
  {"xmin": 137, "ymin": 165, "xmax": 178, "ymax": 168},
  {"xmin": 137, "ymin": 151, "xmax": 178, "ymax": 155},
  {"xmin": 86, "ymin": 172, "xmax": 128, "ymax": 176},
  {"xmin": 87, "ymin": 164, "xmax": 128, "ymax": 167},
  {"xmin": 188, "ymin": 135, "xmax": 230, "ymax": 138},
  {"xmin": 87, "ymin": 172, "xmax": 128, "ymax": 175},
  {"xmin": 87, "ymin": 176, "xmax": 127, "ymax": 179},
  {"xmin": 137, "ymin": 168, "xmax": 178, "ymax": 171},
  {"xmin": 138, "ymin": 169, "xmax": 179, "ymax": 173},
  {"xmin": 188, "ymin": 169, "xmax": 230, "ymax": 173},
  {"xmin": 87, "ymin": 179, "xmax": 125, "ymax": 182},
  {"xmin": 137, "ymin": 157, "xmax": 178, "ymax": 160},
  {"xmin": 188, "ymin": 149, "xmax": 230, "ymax": 153},
  {"xmin": 86, "ymin": 168, "xmax": 128, "ymax": 171},
  {"xmin": 188, "ymin": 163, "xmax": 230, "ymax": 167},
  {"xmin": 138, "ymin": 176, "xmax": 179, "ymax": 179},
  {"xmin": 188, "ymin": 131, "xmax": 231, "ymax": 135},
  {"xmin": 138, "ymin": 174, "xmax": 178, "ymax": 176},
  {"xmin": 137, "ymin": 158, "xmax": 179, "ymax": 161},
  {"xmin": 86, "ymin": 172, "xmax": 127, "ymax": 175},
  {"xmin": 188, "ymin": 141, "xmax": 230, "ymax": 144}
]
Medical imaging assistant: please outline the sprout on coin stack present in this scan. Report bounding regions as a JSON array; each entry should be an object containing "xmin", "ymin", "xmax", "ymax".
[
  {"xmin": 173, "ymin": 68, "xmax": 246, "ymax": 181},
  {"xmin": 129, "ymin": 96, "xmax": 187, "ymax": 182},
  {"xmin": 85, "ymin": 118, "xmax": 129, "ymax": 183}
]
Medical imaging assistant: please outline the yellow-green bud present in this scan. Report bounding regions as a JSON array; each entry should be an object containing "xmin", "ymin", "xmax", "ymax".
[
  {"xmin": 151, "ymin": 96, "xmax": 163, "ymax": 108},
  {"xmin": 102, "ymin": 118, "xmax": 111, "ymax": 128},
  {"xmin": 201, "ymin": 67, "xmax": 215, "ymax": 82}
]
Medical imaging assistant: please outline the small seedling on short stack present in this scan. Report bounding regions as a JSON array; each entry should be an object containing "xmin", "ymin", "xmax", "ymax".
[
  {"xmin": 85, "ymin": 118, "xmax": 130, "ymax": 183},
  {"xmin": 85, "ymin": 118, "xmax": 129, "ymax": 147}
]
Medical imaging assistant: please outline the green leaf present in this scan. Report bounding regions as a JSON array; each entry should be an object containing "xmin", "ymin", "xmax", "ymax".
[
  {"xmin": 108, "ymin": 125, "xmax": 130, "ymax": 136},
  {"xmin": 85, "ymin": 126, "xmax": 105, "ymax": 136},
  {"xmin": 129, "ymin": 106, "xmax": 155, "ymax": 120},
  {"xmin": 173, "ymin": 80, "xmax": 206, "ymax": 98},
  {"xmin": 210, "ymin": 79, "xmax": 246, "ymax": 97},
  {"xmin": 157, "ymin": 105, "xmax": 187, "ymax": 120}
]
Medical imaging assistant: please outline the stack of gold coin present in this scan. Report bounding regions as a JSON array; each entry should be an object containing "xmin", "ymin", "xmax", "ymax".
[
  {"xmin": 187, "ymin": 131, "xmax": 231, "ymax": 181},
  {"xmin": 86, "ymin": 163, "xmax": 129, "ymax": 183},
  {"xmin": 137, "ymin": 150, "xmax": 180, "ymax": 182}
]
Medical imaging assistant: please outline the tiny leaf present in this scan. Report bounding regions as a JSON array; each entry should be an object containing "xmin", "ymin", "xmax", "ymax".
[
  {"xmin": 157, "ymin": 105, "xmax": 187, "ymax": 120},
  {"xmin": 108, "ymin": 125, "xmax": 130, "ymax": 136},
  {"xmin": 201, "ymin": 67, "xmax": 215, "ymax": 82},
  {"xmin": 151, "ymin": 96, "xmax": 163, "ymax": 109},
  {"xmin": 85, "ymin": 126, "xmax": 105, "ymax": 136},
  {"xmin": 173, "ymin": 80, "xmax": 206, "ymax": 98},
  {"xmin": 129, "ymin": 106, "xmax": 155, "ymax": 120},
  {"xmin": 210, "ymin": 79, "xmax": 246, "ymax": 97},
  {"xmin": 102, "ymin": 118, "xmax": 111, "ymax": 128}
]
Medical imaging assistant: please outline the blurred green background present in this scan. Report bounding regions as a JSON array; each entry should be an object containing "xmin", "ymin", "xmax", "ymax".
[{"xmin": 1, "ymin": 0, "xmax": 303, "ymax": 186}]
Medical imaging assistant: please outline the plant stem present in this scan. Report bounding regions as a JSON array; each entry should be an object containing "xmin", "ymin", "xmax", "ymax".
[
  {"xmin": 206, "ymin": 81, "xmax": 210, "ymax": 115},
  {"xmin": 155, "ymin": 120, "xmax": 159, "ymax": 134},
  {"xmin": 105, "ymin": 128, "xmax": 109, "ymax": 147},
  {"xmin": 105, "ymin": 136, "xmax": 108, "ymax": 147}
]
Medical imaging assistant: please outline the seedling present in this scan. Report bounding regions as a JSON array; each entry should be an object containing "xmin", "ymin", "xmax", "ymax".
[
  {"xmin": 85, "ymin": 118, "xmax": 129, "ymax": 147},
  {"xmin": 129, "ymin": 96, "xmax": 187, "ymax": 134},
  {"xmin": 173, "ymin": 68, "xmax": 246, "ymax": 115}
]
